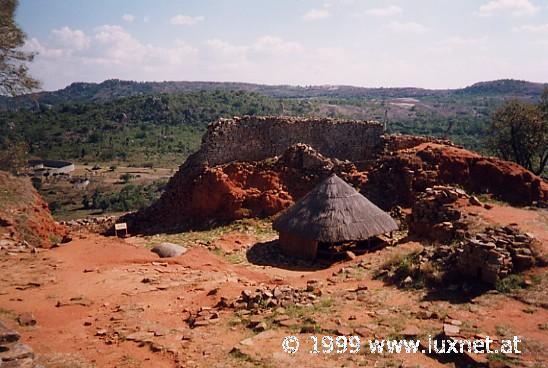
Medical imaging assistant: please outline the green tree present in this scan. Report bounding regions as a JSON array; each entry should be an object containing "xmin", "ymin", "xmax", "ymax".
[
  {"xmin": 0, "ymin": 139, "xmax": 28, "ymax": 173},
  {"xmin": 0, "ymin": 0, "xmax": 40, "ymax": 96},
  {"xmin": 488, "ymin": 99, "xmax": 547, "ymax": 176}
]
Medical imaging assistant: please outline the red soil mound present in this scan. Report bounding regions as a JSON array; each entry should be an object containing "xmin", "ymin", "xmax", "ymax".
[
  {"xmin": 0, "ymin": 171, "xmax": 67, "ymax": 248},
  {"xmin": 368, "ymin": 142, "xmax": 547, "ymax": 207},
  {"xmin": 130, "ymin": 145, "xmax": 367, "ymax": 233},
  {"xmin": 128, "ymin": 137, "xmax": 546, "ymax": 233}
]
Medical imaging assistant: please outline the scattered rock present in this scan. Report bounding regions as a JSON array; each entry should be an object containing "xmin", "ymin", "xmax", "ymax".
[
  {"xmin": 443, "ymin": 323, "xmax": 460, "ymax": 337},
  {"xmin": 469, "ymin": 196, "xmax": 483, "ymax": 206},
  {"xmin": 238, "ymin": 330, "xmax": 277, "ymax": 347},
  {"xmin": 95, "ymin": 329, "xmax": 107, "ymax": 336},
  {"xmin": 401, "ymin": 325, "xmax": 421, "ymax": 337},
  {"xmin": 0, "ymin": 342, "xmax": 34, "ymax": 362},
  {"xmin": 278, "ymin": 319, "xmax": 300, "ymax": 328},
  {"xmin": 345, "ymin": 251, "xmax": 356, "ymax": 260},
  {"xmin": 230, "ymin": 285, "xmax": 323, "ymax": 312},
  {"xmin": 0, "ymin": 322, "xmax": 40, "ymax": 367},
  {"xmin": 125, "ymin": 331, "xmax": 154, "ymax": 342},
  {"xmin": 55, "ymin": 296, "xmax": 93, "ymax": 307},
  {"xmin": 0, "ymin": 322, "xmax": 20, "ymax": 344},
  {"xmin": 254, "ymin": 322, "xmax": 268, "ymax": 332},
  {"xmin": 16, "ymin": 313, "xmax": 36, "ymax": 327}
]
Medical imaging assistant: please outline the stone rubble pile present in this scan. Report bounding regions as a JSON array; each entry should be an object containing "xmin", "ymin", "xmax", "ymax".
[
  {"xmin": 456, "ymin": 226, "xmax": 537, "ymax": 284},
  {"xmin": 0, "ymin": 235, "xmax": 38, "ymax": 256},
  {"xmin": 229, "ymin": 282, "xmax": 323, "ymax": 312},
  {"xmin": 409, "ymin": 186, "xmax": 469, "ymax": 242},
  {"xmin": 185, "ymin": 307, "xmax": 221, "ymax": 328},
  {"xmin": 275, "ymin": 143, "xmax": 335, "ymax": 172},
  {"xmin": 0, "ymin": 321, "xmax": 42, "ymax": 367},
  {"xmin": 60, "ymin": 216, "xmax": 117, "ymax": 234}
]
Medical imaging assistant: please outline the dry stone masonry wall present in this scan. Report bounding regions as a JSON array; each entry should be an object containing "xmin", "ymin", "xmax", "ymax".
[
  {"xmin": 191, "ymin": 116, "xmax": 384, "ymax": 166},
  {"xmin": 456, "ymin": 226, "xmax": 537, "ymax": 284}
]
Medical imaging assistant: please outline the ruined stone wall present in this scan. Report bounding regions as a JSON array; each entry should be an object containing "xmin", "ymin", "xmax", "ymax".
[{"xmin": 190, "ymin": 116, "xmax": 384, "ymax": 166}]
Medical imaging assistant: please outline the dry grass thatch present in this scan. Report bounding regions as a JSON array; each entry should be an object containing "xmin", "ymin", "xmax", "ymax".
[{"xmin": 273, "ymin": 174, "xmax": 398, "ymax": 242}]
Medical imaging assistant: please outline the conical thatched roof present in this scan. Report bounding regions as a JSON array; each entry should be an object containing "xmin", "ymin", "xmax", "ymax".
[{"xmin": 273, "ymin": 174, "xmax": 398, "ymax": 242}]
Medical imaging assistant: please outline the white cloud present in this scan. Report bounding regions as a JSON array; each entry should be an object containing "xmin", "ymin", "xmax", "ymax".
[
  {"xmin": 513, "ymin": 23, "xmax": 548, "ymax": 32},
  {"xmin": 204, "ymin": 36, "xmax": 303, "ymax": 70},
  {"xmin": 122, "ymin": 14, "xmax": 135, "ymax": 23},
  {"xmin": 170, "ymin": 14, "xmax": 205, "ymax": 26},
  {"xmin": 303, "ymin": 8, "xmax": 330, "ymax": 21},
  {"xmin": 365, "ymin": 5, "xmax": 402, "ymax": 17},
  {"xmin": 431, "ymin": 36, "xmax": 488, "ymax": 53},
  {"xmin": 478, "ymin": 0, "xmax": 539, "ymax": 16},
  {"xmin": 25, "ymin": 25, "xmax": 200, "ymax": 89},
  {"xmin": 384, "ymin": 21, "xmax": 429, "ymax": 34},
  {"xmin": 51, "ymin": 26, "xmax": 90, "ymax": 50},
  {"xmin": 252, "ymin": 36, "xmax": 303, "ymax": 55}
]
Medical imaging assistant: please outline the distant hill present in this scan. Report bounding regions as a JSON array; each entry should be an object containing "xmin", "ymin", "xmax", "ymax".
[
  {"xmin": 460, "ymin": 79, "xmax": 546, "ymax": 96},
  {"xmin": 0, "ymin": 79, "xmax": 546, "ymax": 168},
  {"xmin": 1, "ymin": 78, "xmax": 545, "ymax": 111}
]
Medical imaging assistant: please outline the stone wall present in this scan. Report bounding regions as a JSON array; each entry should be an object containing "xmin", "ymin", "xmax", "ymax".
[
  {"xmin": 409, "ymin": 186, "xmax": 469, "ymax": 243},
  {"xmin": 190, "ymin": 116, "xmax": 384, "ymax": 166},
  {"xmin": 456, "ymin": 226, "xmax": 536, "ymax": 284}
]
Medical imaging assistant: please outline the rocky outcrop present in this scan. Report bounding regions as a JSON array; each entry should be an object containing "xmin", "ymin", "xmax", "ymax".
[
  {"xmin": 367, "ymin": 142, "xmax": 547, "ymax": 207},
  {"xmin": 0, "ymin": 171, "xmax": 67, "ymax": 249}
]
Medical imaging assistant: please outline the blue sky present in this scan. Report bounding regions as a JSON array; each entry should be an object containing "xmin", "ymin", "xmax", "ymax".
[{"xmin": 16, "ymin": 0, "xmax": 548, "ymax": 90}]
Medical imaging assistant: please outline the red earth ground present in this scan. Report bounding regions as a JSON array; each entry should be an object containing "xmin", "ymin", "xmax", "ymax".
[{"xmin": 1, "ymin": 202, "xmax": 547, "ymax": 367}]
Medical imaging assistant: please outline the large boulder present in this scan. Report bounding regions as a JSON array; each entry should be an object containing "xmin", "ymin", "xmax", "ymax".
[{"xmin": 151, "ymin": 242, "xmax": 187, "ymax": 258}]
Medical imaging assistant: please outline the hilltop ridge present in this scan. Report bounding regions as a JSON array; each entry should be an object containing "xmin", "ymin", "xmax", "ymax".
[{"xmin": 1, "ymin": 78, "xmax": 546, "ymax": 110}]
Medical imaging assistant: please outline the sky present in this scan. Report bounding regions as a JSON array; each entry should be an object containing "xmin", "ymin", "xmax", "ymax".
[{"xmin": 15, "ymin": 0, "xmax": 548, "ymax": 91}]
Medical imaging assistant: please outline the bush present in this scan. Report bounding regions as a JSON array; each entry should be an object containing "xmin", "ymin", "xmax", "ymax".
[
  {"xmin": 120, "ymin": 173, "xmax": 134, "ymax": 183},
  {"xmin": 495, "ymin": 274, "xmax": 525, "ymax": 293},
  {"xmin": 31, "ymin": 177, "xmax": 42, "ymax": 190},
  {"xmin": 89, "ymin": 181, "xmax": 166, "ymax": 212},
  {"xmin": 48, "ymin": 201, "xmax": 61, "ymax": 213}
]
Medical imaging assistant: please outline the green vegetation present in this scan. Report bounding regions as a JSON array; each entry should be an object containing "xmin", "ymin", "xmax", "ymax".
[
  {"xmin": 1, "ymin": 79, "xmax": 546, "ymax": 171},
  {"xmin": 144, "ymin": 218, "xmax": 275, "ymax": 248},
  {"xmin": 495, "ymin": 274, "xmax": 526, "ymax": 293},
  {"xmin": 82, "ymin": 181, "xmax": 166, "ymax": 213},
  {"xmin": 375, "ymin": 250, "xmax": 445, "ymax": 289},
  {"xmin": 0, "ymin": 90, "xmax": 302, "ymax": 167},
  {"xmin": 0, "ymin": 0, "xmax": 40, "ymax": 96},
  {"xmin": 0, "ymin": 139, "xmax": 28, "ymax": 173},
  {"xmin": 487, "ymin": 89, "xmax": 548, "ymax": 175}
]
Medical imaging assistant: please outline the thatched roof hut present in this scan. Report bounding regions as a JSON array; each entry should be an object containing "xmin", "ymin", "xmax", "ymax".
[{"xmin": 273, "ymin": 174, "xmax": 398, "ymax": 260}]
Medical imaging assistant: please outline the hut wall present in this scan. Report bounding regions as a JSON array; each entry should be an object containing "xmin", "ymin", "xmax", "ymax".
[{"xmin": 279, "ymin": 232, "xmax": 318, "ymax": 260}]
